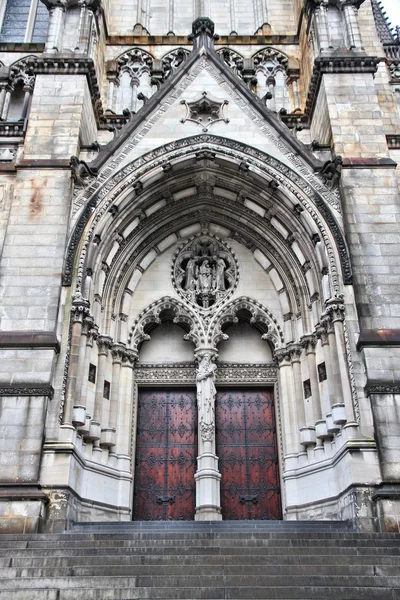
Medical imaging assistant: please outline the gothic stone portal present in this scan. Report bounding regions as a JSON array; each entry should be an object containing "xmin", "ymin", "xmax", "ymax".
[{"xmin": 133, "ymin": 387, "xmax": 281, "ymax": 520}]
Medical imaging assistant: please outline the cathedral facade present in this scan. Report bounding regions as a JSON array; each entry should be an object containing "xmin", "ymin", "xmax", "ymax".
[{"xmin": 0, "ymin": 0, "xmax": 399, "ymax": 533}]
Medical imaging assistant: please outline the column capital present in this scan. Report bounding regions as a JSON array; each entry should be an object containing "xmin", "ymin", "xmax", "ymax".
[
  {"xmin": 274, "ymin": 346, "xmax": 293, "ymax": 365},
  {"xmin": 300, "ymin": 334, "xmax": 317, "ymax": 353},
  {"xmin": 121, "ymin": 348, "xmax": 138, "ymax": 365},
  {"xmin": 111, "ymin": 342, "xmax": 126, "ymax": 363},
  {"xmin": 325, "ymin": 296, "xmax": 345, "ymax": 322},
  {"xmin": 96, "ymin": 334, "xmax": 113, "ymax": 355}
]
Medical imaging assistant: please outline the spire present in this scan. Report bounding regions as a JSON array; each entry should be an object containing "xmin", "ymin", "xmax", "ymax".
[{"xmin": 188, "ymin": 17, "xmax": 219, "ymax": 51}]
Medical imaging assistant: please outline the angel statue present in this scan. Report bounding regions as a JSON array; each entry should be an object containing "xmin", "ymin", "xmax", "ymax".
[{"xmin": 196, "ymin": 353, "xmax": 217, "ymax": 442}]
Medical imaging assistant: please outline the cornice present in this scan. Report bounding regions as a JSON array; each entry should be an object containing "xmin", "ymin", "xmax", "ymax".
[
  {"xmin": 357, "ymin": 328, "xmax": 400, "ymax": 350},
  {"xmin": 106, "ymin": 35, "xmax": 299, "ymax": 46}
]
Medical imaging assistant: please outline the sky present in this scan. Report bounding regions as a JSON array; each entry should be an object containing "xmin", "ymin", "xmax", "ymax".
[{"xmin": 381, "ymin": 0, "xmax": 400, "ymax": 29}]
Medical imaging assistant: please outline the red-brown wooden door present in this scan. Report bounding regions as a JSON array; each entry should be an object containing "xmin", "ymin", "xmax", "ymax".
[
  {"xmin": 216, "ymin": 388, "xmax": 282, "ymax": 520},
  {"xmin": 133, "ymin": 389, "xmax": 197, "ymax": 520}
]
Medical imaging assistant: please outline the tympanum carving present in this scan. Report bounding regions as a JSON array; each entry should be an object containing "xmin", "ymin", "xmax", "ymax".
[{"xmin": 172, "ymin": 235, "xmax": 238, "ymax": 312}]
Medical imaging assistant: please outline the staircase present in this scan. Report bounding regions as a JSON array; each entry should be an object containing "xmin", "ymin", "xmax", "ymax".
[{"xmin": 0, "ymin": 521, "xmax": 399, "ymax": 599}]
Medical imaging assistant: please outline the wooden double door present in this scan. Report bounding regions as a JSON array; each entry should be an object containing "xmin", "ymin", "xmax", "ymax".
[{"xmin": 133, "ymin": 388, "xmax": 281, "ymax": 520}]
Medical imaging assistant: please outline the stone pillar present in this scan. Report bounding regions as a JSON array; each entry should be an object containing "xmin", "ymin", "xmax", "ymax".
[
  {"xmin": 110, "ymin": 344, "xmax": 124, "ymax": 430},
  {"xmin": 301, "ymin": 334, "xmax": 324, "ymax": 454},
  {"xmin": 0, "ymin": 87, "xmax": 12, "ymax": 121},
  {"xmin": 290, "ymin": 344, "xmax": 308, "ymax": 452},
  {"xmin": 116, "ymin": 349, "xmax": 136, "ymax": 473},
  {"xmin": 0, "ymin": 84, "xmax": 8, "ymax": 119},
  {"xmin": 93, "ymin": 335, "xmax": 113, "ymax": 428},
  {"xmin": 326, "ymin": 298, "xmax": 357, "ymax": 427},
  {"xmin": 106, "ymin": 76, "xmax": 117, "ymax": 112},
  {"xmin": 63, "ymin": 294, "xmax": 90, "ymax": 425},
  {"xmin": 75, "ymin": 1, "xmax": 95, "ymax": 54},
  {"xmin": 314, "ymin": 1, "xmax": 331, "ymax": 52},
  {"xmin": 21, "ymin": 83, "xmax": 34, "ymax": 120},
  {"xmin": 341, "ymin": 0, "xmax": 363, "ymax": 50},
  {"xmin": 275, "ymin": 347, "xmax": 300, "ymax": 461},
  {"xmin": 194, "ymin": 349, "xmax": 222, "ymax": 521},
  {"xmin": 45, "ymin": 2, "xmax": 67, "ymax": 52}
]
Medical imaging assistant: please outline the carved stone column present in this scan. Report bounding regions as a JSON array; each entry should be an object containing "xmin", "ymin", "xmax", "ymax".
[
  {"xmin": 75, "ymin": 0, "xmax": 96, "ymax": 54},
  {"xmin": 289, "ymin": 344, "xmax": 308, "ymax": 452},
  {"xmin": 116, "ymin": 349, "xmax": 137, "ymax": 473},
  {"xmin": 92, "ymin": 335, "xmax": 112, "ymax": 456},
  {"xmin": 194, "ymin": 348, "xmax": 222, "ymax": 521},
  {"xmin": 314, "ymin": 1, "xmax": 331, "ymax": 52},
  {"xmin": 45, "ymin": 1, "xmax": 67, "ymax": 52},
  {"xmin": 301, "ymin": 334, "xmax": 324, "ymax": 454},
  {"xmin": 21, "ymin": 82, "xmax": 34, "ymax": 120},
  {"xmin": 0, "ymin": 83, "xmax": 8, "ymax": 119},
  {"xmin": 275, "ymin": 347, "xmax": 300, "ymax": 461},
  {"xmin": 341, "ymin": 0, "xmax": 363, "ymax": 50},
  {"xmin": 0, "ymin": 86, "xmax": 12, "ymax": 121},
  {"xmin": 326, "ymin": 298, "xmax": 357, "ymax": 427}
]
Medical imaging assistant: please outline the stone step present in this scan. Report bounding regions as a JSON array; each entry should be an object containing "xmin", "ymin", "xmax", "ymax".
[
  {"xmin": 3, "ymin": 563, "xmax": 399, "ymax": 578},
  {"xmin": 1, "ymin": 532, "xmax": 399, "ymax": 546},
  {"xmin": 0, "ymin": 586, "xmax": 399, "ymax": 600},
  {"xmin": 9, "ymin": 553, "xmax": 400, "ymax": 568},
  {"xmin": 69, "ymin": 520, "xmax": 355, "ymax": 532},
  {"xmin": 12, "ymin": 538, "xmax": 400, "ymax": 549},
  {"xmin": 2, "ymin": 575, "xmax": 400, "ymax": 589},
  {"xmin": 2, "ymin": 545, "xmax": 399, "ymax": 558}
]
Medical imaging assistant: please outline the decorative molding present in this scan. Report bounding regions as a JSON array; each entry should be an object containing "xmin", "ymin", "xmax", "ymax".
[
  {"xmin": 366, "ymin": 381, "xmax": 400, "ymax": 395},
  {"xmin": 216, "ymin": 362, "xmax": 277, "ymax": 383},
  {"xmin": 0, "ymin": 385, "xmax": 54, "ymax": 398},
  {"xmin": 180, "ymin": 91, "xmax": 229, "ymax": 132},
  {"xmin": 134, "ymin": 363, "xmax": 196, "ymax": 384},
  {"xmin": 133, "ymin": 362, "xmax": 278, "ymax": 385}
]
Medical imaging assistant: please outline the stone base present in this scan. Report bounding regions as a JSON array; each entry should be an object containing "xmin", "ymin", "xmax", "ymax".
[
  {"xmin": 372, "ymin": 485, "xmax": 400, "ymax": 532},
  {"xmin": 195, "ymin": 505, "xmax": 222, "ymax": 521},
  {"xmin": 285, "ymin": 485, "xmax": 378, "ymax": 532},
  {"xmin": 42, "ymin": 487, "xmax": 132, "ymax": 532},
  {"xmin": 0, "ymin": 486, "xmax": 48, "ymax": 533}
]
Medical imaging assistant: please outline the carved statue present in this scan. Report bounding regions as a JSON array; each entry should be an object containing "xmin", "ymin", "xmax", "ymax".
[
  {"xmin": 174, "ymin": 234, "xmax": 237, "ymax": 310},
  {"xmin": 184, "ymin": 258, "xmax": 196, "ymax": 291},
  {"xmin": 70, "ymin": 156, "xmax": 97, "ymax": 187},
  {"xmin": 197, "ymin": 260, "xmax": 212, "ymax": 293},
  {"xmin": 214, "ymin": 257, "xmax": 226, "ymax": 291},
  {"xmin": 320, "ymin": 155, "xmax": 343, "ymax": 189},
  {"xmin": 196, "ymin": 353, "xmax": 217, "ymax": 442}
]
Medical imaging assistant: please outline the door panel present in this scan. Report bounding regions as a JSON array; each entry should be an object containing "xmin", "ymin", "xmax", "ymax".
[
  {"xmin": 133, "ymin": 389, "xmax": 197, "ymax": 520},
  {"xmin": 216, "ymin": 389, "xmax": 281, "ymax": 520}
]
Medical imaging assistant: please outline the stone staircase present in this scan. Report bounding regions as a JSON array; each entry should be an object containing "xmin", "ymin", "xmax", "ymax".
[{"xmin": 0, "ymin": 521, "xmax": 399, "ymax": 599}]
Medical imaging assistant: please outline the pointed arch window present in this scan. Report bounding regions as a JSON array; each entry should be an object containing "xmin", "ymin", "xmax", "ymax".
[{"xmin": 0, "ymin": 0, "xmax": 48, "ymax": 43}]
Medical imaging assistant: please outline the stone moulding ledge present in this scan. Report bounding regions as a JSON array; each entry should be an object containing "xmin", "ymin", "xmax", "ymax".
[
  {"xmin": 0, "ymin": 330, "xmax": 60, "ymax": 351},
  {"xmin": 357, "ymin": 328, "xmax": 400, "ymax": 350},
  {"xmin": 0, "ymin": 485, "xmax": 49, "ymax": 502},
  {"xmin": 342, "ymin": 157, "xmax": 397, "ymax": 168}
]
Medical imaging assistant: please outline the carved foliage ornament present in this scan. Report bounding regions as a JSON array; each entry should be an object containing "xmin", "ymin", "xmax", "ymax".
[
  {"xmin": 180, "ymin": 92, "xmax": 229, "ymax": 132},
  {"xmin": 172, "ymin": 234, "xmax": 239, "ymax": 314}
]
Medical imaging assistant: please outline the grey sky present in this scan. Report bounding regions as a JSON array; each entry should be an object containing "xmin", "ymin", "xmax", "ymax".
[{"xmin": 381, "ymin": 0, "xmax": 399, "ymax": 28}]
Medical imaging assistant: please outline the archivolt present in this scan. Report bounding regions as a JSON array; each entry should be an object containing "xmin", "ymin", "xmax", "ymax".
[{"xmin": 65, "ymin": 135, "xmax": 350, "ymax": 296}]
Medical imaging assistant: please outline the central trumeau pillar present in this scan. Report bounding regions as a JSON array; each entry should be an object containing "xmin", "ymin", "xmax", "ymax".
[{"xmin": 194, "ymin": 348, "xmax": 222, "ymax": 521}]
